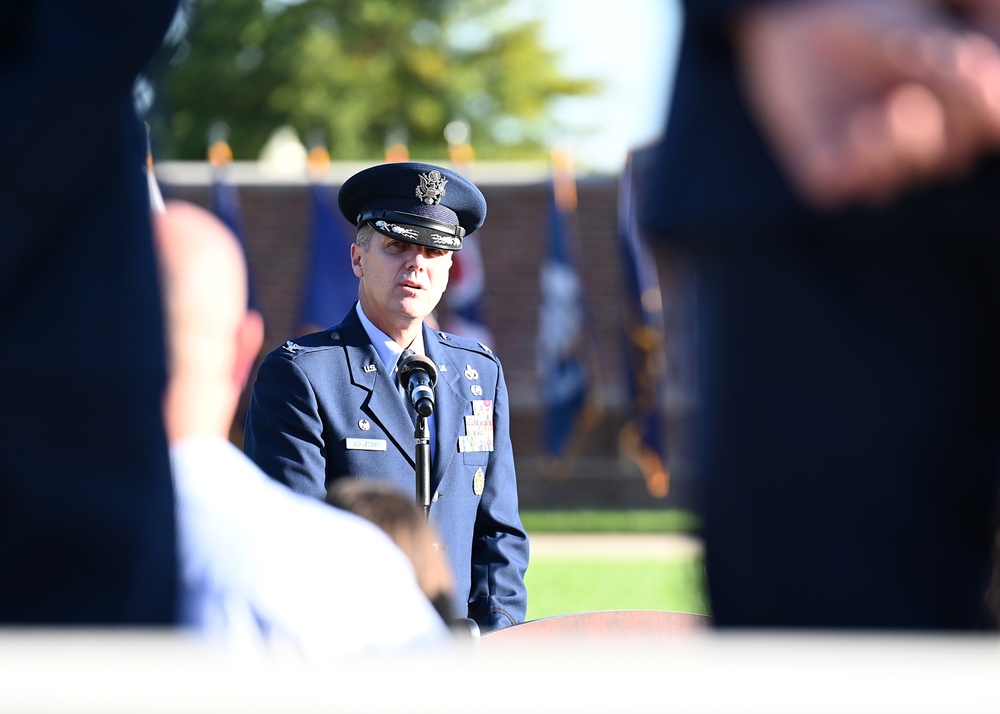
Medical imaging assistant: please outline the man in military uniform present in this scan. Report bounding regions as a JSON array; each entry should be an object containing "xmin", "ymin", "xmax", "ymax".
[{"xmin": 244, "ymin": 162, "xmax": 528, "ymax": 633}]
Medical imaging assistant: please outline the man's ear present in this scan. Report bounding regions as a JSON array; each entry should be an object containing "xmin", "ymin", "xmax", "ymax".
[
  {"xmin": 234, "ymin": 309, "xmax": 265, "ymax": 390},
  {"xmin": 350, "ymin": 243, "xmax": 363, "ymax": 277}
]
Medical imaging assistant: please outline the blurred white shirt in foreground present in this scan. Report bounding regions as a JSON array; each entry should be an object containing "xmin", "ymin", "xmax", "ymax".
[{"xmin": 171, "ymin": 435, "xmax": 450, "ymax": 659}]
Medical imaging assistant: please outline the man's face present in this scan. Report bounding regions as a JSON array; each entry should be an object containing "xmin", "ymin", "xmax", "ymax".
[{"xmin": 352, "ymin": 234, "xmax": 453, "ymax": 329}]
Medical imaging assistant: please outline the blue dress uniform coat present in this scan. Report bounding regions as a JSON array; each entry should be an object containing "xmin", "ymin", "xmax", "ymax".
[{"xmin": 245, "ymin": 306, "xmax": 529, "ymax": 632}]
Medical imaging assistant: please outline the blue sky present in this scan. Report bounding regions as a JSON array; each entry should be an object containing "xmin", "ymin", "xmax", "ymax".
[{"xmin": 511, "ymin": 0, "xmax": 683, "ymax": 173}]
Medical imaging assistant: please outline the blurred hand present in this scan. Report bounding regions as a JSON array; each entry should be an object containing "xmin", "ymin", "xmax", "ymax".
[
  {"xmin": 733, "ymin": 0, "xmax": 1000, "ymax": 209},
  {"xmin": 950, "ymin": 0, "xmax": 1000, "ymax": 40}
]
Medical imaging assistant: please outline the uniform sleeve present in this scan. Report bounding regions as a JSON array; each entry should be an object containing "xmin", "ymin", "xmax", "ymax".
[
  {"xmin": 467, "ymin": 358, "xmax": 530, "ymax": 632},
  {"xmin": 244, "ymin": 351, "xmax": 329, "ymax": 500}
]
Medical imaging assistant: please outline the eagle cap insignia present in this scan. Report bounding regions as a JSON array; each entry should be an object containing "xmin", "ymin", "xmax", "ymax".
[{"xmin": 415, "ymin": 170, "xmax": 448, "ymax": 205}]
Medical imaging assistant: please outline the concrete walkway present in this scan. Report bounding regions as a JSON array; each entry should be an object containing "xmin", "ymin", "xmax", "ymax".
[{"xmin": 528, "ymin": 533, "xmax": 702, "ymax": 560}]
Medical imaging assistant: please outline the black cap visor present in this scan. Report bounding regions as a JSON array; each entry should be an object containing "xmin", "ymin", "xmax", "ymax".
[{"xmin": 361, "ymin": 209, "xmax": 464, "ymax": 251}]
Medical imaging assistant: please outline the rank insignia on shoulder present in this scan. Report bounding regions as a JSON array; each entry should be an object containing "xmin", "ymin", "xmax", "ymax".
[
  {"xmin": 283, "ymin": 340, "xmax": 302, "ymax": 354},
  {"xmin": 478, "ymin": 342, "xmax": 492, "ymax": 354}
]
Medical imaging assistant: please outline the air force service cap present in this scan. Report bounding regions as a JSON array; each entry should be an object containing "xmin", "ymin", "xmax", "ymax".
[{"xmin": 338, "ymin": 162, "xmax": 486, "ymax": 251}]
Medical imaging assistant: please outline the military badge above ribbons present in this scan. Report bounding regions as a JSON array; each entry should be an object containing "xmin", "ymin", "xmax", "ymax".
[{"xmin": 459, "ymin": 399, "xmax": 494, "ymax": 453}]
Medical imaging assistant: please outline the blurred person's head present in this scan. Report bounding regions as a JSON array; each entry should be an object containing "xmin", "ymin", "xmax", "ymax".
[
  {"xmin": 326, "ymin": 479, "xmax": 457, "ymax": 623},
  {"xmin": 154, "ymin": 200, "xmax": 264, "ymax": 442}
]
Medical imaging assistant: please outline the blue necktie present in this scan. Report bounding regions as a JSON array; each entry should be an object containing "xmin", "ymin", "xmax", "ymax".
[{"xmin": 397, "ymin": 349, "xmax": 417, "ymax": 426}]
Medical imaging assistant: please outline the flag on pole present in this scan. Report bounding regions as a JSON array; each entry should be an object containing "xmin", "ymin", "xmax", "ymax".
[
  {"xmin": 618, "ymin": 150, "xmax": 670, "ymax": 498},
  {"xmin": 537, "ymin": 147, "xmax": 590, "ymax": 458},
  {"xmin": 439, "ymin": 231, "xmax": 495, "ymax": 346},
  {"xmin": 298, "ymin": 144, "xmax": 359, "ymax": 333},
  {"xmin": 437, "ymin": 121, "xmax": 494, "ymax": 345},
  {"xmin": 208, "ymin": 138, "xmax": 258, "ymax": 311},
  {"xmin": 385, "ymin": 127, "xmax": 410, "ymax": 163}
]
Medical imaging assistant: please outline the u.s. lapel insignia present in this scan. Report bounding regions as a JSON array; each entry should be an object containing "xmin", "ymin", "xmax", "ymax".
[
  {"xmin": 358, "ymin": 419, "xmax": 371, "ymax": 431},
  {"xmin": 464, "ymin": 365, "xmax": 479, "ymax": 381},
  {"xmin": 471, "ymin": 384, "xmax": 483, "ymax": 397},
  {"xmin": 473, "ymin": 467, "xmax": 485, "ymax": 496},
  {"xmin": 363, "ymin": 363, "xmax": 377, "ymax": 373}
]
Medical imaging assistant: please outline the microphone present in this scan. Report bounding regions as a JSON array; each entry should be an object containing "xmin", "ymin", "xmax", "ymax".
[{"xmin": 398, "ymin": 350, "xmax": 438, "ymax": 417}]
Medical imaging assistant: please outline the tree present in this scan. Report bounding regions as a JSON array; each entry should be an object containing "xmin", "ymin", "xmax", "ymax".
[{"xmin": 147, "ymin": 0, "xmax": 599, "ymax": 161}]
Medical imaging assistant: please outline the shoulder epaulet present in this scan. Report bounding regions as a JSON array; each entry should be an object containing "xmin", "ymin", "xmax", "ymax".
[
  {"xmin": 275, "ymin": 329, "xmax": 340, "ymax": 358},
  {"xmin": 435, "ymin": 331, "xmax": 497, "ymax": 360}
]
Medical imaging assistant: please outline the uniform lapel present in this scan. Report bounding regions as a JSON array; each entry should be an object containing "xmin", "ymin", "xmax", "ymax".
[
  {"xmin": 424, "ymin": 327, "xmax": 463, "ymax": 495},
  {"xmin": 340, "ymin": 311, "xmax": 416, "ymax": 467}
]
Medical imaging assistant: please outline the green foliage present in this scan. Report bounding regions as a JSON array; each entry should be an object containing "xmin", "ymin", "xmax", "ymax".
[
  {"xmin": 520, "ymin": 509, "xmax": 701, "ymax": 534},
  {"xmin": 147, "ymin": 0, "xmax": 599, "ymax": 160},
  {"xmin": 525, "ymin": 555, "xmax": 709, "ymax": 620}
]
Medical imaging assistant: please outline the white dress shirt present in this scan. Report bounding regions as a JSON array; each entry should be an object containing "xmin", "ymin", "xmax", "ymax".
[
  {"xmin": 171, "ymin": 435, "xmax": 450, "ymax": 660},
  {"xmin": 356, "ymin": 302, "xmax": 436, "ymax": 454}
]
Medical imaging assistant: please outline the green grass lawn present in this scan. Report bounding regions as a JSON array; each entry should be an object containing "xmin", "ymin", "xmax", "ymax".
[
  {"xmin": 525, "ymin": 556, "xmax": 708, "ymax": 620},
  {"xmin": 520, "ymin": 509, "xmax": 710, "ymax": 621},
  {"xmin": 520, "ymin": 508, "xmax": 701, "ymax": 534}
]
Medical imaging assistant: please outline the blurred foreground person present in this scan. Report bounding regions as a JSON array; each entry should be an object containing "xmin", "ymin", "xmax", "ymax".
[
  {"xmin": 640, "ymin": 0, "xmax": 1000, "ymax": 629},
  {"xmin": 155, "ymin": 200, "xmax": 450, "ymax": 657},
  {"xmin": 0, "ymin": 0, "xmax": 180, "ymax": 623},
  {"xmin": 327, "ymin": 479, "xmax": 458, "ymax": 625}
]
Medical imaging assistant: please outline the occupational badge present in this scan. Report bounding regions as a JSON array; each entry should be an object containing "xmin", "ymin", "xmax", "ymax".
[
  {"xmin": 471, "ymin": 385, "xmax": 483, "ymax": 397},
  {"xmin": 473, "ymin": 467, "xmax": 485, "ymax": 496},
  {"xmin": 358, "ymin": 419, "xmax": 371, "ymax": 431},
  {"xmin": 464, "ymin": 365, "xmax": 479, "ymax": 381}
]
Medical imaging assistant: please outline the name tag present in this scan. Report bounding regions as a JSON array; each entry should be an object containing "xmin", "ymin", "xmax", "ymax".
[{"xmin": 345, "ymin": 438, "xmax": 387, "ymax": 451}]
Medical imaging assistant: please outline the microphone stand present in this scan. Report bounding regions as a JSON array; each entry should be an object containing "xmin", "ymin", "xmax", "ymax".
[
  {"xmin": 414, "ymin": 413, "xmax": 432, "ymax": 520},
  {"xmin": 399, "ymin": 351, "xmax": 436, "ymax": 521}
]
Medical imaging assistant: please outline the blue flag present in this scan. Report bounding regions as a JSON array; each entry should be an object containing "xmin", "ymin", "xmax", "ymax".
[
  {"xmin": 618, "ymin": 150, "xmax": 669, "ymax": 497},
  {"xmin": 537, "ymin": 181, "xmax": 588, "ymax": 457},
  {"xmin": 439, "ymin": 232, "xmax": 495, "ymax": 347},
  {"xmin": 211, "ymin": 166, "xmax": 259, "ymax": 312},
  {"xmin": 298, "ymin": 181, "xmax": 359, "ymax": 332}
]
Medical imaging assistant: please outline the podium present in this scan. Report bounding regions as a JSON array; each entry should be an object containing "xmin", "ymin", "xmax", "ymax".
[{"xmin": 480, "ymin": 609, "xmax": 710, "ymax": 645}]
